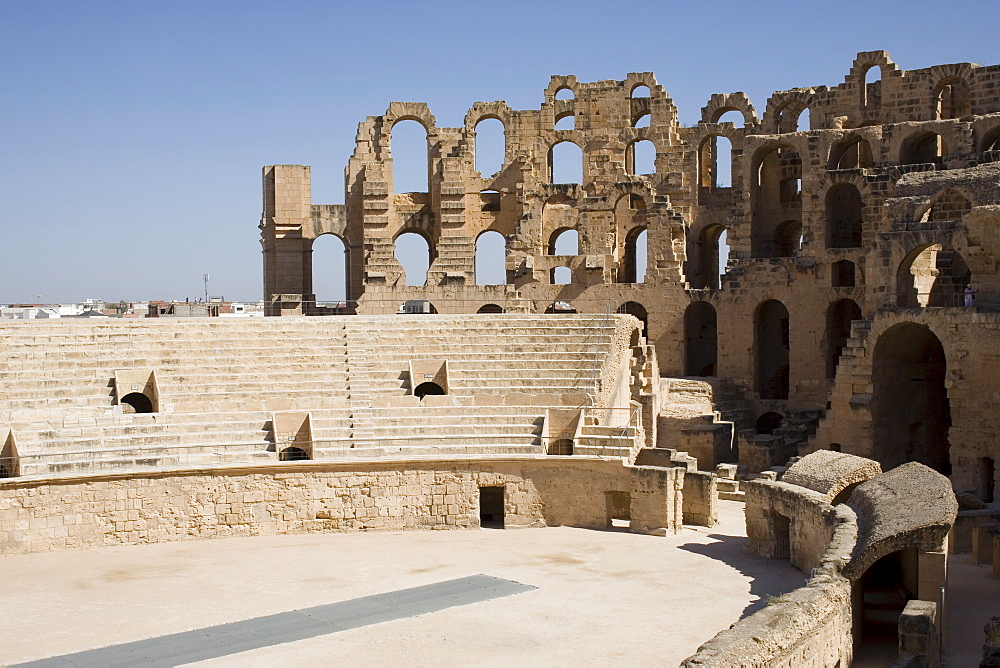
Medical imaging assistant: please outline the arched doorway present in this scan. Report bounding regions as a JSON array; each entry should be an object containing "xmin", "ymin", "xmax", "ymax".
[
  {"xmin": 855, "ymin": 550, "xmax": 917, "ymax": 661},
  {"xmin": 755, "ymin": 411, "xmax": 784, "ymax": 435},
  {"xmin": 827, "ymin": 299, "xmax": 862, "ymax": 378},
  {"xmin": 755, "ymin": 300, "xmax": 790, "ymax": 400},
  {"xmin": 394, "ymin": 231, "xmax": 432, "ymax": 286},
  {"xmin": 475, "ymin": 230, "xmax": 506, "ymax": 285},
  {"xmin": 872, "ymin": 323, "xmax": 951, "ymax": 473},
  {"xmin": 120, "ymin": 392, "xmax": 153, "ymax": 414},
  {"xmin": 279, "ymin": 446, "xmax": 310, "ymax": 461},
  {"xmin": 896, "ymin": 245, "xmax": 970, "ymax": 308},
  {"xmin": 622, "ymin": 227, "xmax": 647, "ymax": 284},
  {"xmin": 684, "ymin": 302, "xmax": 717, "ymax": 376},
  {"xmin": 414, "ymin": 381, "xmax": 445, "ymax": 398},
  {"xmin": 311, "ymin": 233, "xmax": 348, "ymax": 304},
  {"xmin": 616, "ymin": 302, "xmax": 648, "ymax": 340},
  {"xmin": 477, "ymin": 304, "xmax": 504, "ymax": 314}
]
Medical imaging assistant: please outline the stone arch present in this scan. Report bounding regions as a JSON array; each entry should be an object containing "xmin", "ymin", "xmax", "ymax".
[
  {"xmin": 750, "ymin": 141, "xmax": 803, "ymax": 258},
  {"xmin": 547, "ymin": 227, "xmax": 579, "ymax": 256},
  {"xmin": 473, "ymin": 116, "xmax": 506, "ymax": 178},
  {"xmin": 549, "ymin": 140, "xmax": 583, "ymax": 184},
  {"xmin": 690, "ymin": 223, "xmax": 729, "ymax": 289},
  {"xmin": 921, "ymin": 188, "xmax": 972, "ymax": 222},
  {"xmin": 698, "ymin": 133, "xmax": 734, "ymax": 189},
  {"xmin": 700, "ymin": 92, "xmax": 758, "ymax": 127},
  {"xmin": 775, "ymin": 220, "xmax": 802, "ymax": 257},
  {"xmin": 477, "ymin": 304, "xmax": 504, "ymax": 314},
  {"xmin": 384, "ymin": 101, "xmax": 437, "ymax": 132},
  {"xmin": 616, "ymin": 302, "xmax": 648, "ymax": 339},
  {"xmin": 764, "ymin": 92, "xmax": 813, "ymax": 134},
  {"xmin": 980, "ymin": 124, "xmax": 1000, "ymax": 152},
  {"xmin": 828, "ymin": 135, "xmax": 875, "ymax": 170},
  {"xmin": 475, "ymin": 230, "xmax": 507, "ymax": 285},
  {"xmin": 541, "ymin": 193, "xmax": 579, "ymax": 254},
  {"xmin": 825, "ymin": 182, "xmax": 864, "ymax": 248},
  {"xmin": 896, "ymin": 244, "xmax": 971, "ymax": 308},
  {"xmin": 311, "ymin": 233, "xmax": 349, "ymax": 303},
  {"xmin": 684, "ymin": 301, "xmax": 717, "ymax": 376},
  {"xmin": 394, "ymin": 229, "xmax": 434, "ymax": 287},
  {"xmin": 388, "ymin": 118, "xmax": 429, "ymax": 194},
  {"xmin": 832, "ymin": 259, "xmax": 858, "ymax": 288},
  {"xmin": 872, "ymin": 322, "xmax": 951, "ymax": 474},
  {"xmin": 120, "ymin": 392, "xmax": 153, "ymax": 414},
  {"xmin": 279, "ymin": 446, "xmax": 310, "ymax": 461},
  {"xmin": 621, "ymin": 226, "xmax": 647, "ymax": 284},
  {"xmin": 933, "ymin": 75, "xmax": 971, "ymax": 120},
  {"xmin": 755, "ymin": 299, "xmax": 790, "ymax": 400},
  {"xmin": 899, "ymin": 130, "xmax": 947, "ymax": 165},
  {"xmin": 755, "ymin": 411, "xmax": 784, "ymax": 435},
  {"xmin": 464, "ymin": 101, "xmax": 512, "ymax": 133},
  {"xmin": 414, "ymin": 381, "xmax": 446, "ymax": 398},
  {"xmin": 546, "ymin": 75, "xmax": 579, "ymax": 102},
  {"xmin": 827, "ymin": 299, "xmax": 862, "ymax": 378},
  {"xmin": 626, "ymin": 139, "xmax": 656, "ymax": 176}
]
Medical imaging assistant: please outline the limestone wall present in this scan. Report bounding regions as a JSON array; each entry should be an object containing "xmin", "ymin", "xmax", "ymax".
[{"xmin": 0, "ymin": 457, "xmax": 683, "ymax": 555}]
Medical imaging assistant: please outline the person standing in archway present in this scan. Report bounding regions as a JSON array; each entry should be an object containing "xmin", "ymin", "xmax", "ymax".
[{"xmin": 965, "ymin": 284, "xmax": 976, "ymax": 307}]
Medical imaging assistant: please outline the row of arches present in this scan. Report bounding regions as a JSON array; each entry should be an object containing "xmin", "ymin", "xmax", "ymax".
[{"xmin": 682, "ymin": 298, "xmax": 866, "ymax": 396}]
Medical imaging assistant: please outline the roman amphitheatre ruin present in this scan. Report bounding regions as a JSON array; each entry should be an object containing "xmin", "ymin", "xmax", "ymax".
[{"xmin": 2, "ymin": 50, "xmax": 1000, "ymax": 665}]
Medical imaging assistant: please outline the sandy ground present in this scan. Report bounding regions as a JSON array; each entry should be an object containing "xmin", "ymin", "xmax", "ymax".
[{"xmin": 0, "ymin": 500, "xmax": 806, "ymax": 666}]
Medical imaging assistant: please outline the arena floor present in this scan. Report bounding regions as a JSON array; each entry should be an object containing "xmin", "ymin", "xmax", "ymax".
[{"xmin": 1, "ymin": 501, "xmax": 806, "ymax": 666}]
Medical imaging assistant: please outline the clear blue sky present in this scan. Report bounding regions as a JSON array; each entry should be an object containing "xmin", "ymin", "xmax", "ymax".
[{"xmin": 3, "ymin": 0, "xmax": 998, "ymax": 303}]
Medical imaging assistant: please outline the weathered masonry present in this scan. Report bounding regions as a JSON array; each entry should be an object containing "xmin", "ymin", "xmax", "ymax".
[{"xmin": 262, "ymin": 50, "xmax": 1000, "ymax": 501}]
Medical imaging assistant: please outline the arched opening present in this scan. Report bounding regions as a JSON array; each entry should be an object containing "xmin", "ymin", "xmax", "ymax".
[
  {"xmin": 935, "ymin": 77, "xmax": 971, "ymax": 120},
  {"xmin": 626, "ymin": 140, "xmax": 656, "ymax": 176},
  {"xmin": 311, "ymin": 233, "xmax": 348, "ymax": 304},
  {"xmin": 896, "ymin": 244, "xmax": 971, "ymax": 308},
  {"xmin": 751, "ymin": 145, "xmax": 802, "ymax": 258},
  {"xmin": 390, "ymin": 119, "xmax": 428, "ymax": 193},
  {"xmin": 855, "ymin": 550, "xmax": 917, "ymax": 660},
  {"xmin": 796, "ymin": 107, "xmax": 810, "ymax": 132},
  {"xmin": 900, "ymin": 132, "xmax": 947, "ymax": 165},
  {"xmin": 861, "ymin": 65, "xmax": 881, "ymax": 108},
  {"xmin": 554, "ymin": 87, "xmax": 574, "ymax": 100},
  {"xmin": 475, "ymin": 230, "xmax": 506, "ymax": 285},
  {"xmin": 826, "ymin": 183, "xmax": 864, "ymax": 248},
  {"xmin": 755, "ymin": 412, "xmax": 784, "ymax": 435},
  {"xmin": 775, "ymin": 220, "xmax": 802, "ymax": 257},
  {"xmin": 279, "ymin": 446, "xmax": 310, "ymax": 461},
  {"xmin": 630, "ymin": 85, "xmax": 650, "ymax": 98},
  {"xmin": 832, "ymin": 260, "xmax": 857, "ymax": 288},
  {"xmin": 981, "ymin": 126, "xmax": 1000, "ymax": 152},
  {"xmin": 829, "ymin": 136, "xmax": 874, "ymax": 170},
  {"xmin": 474, "ymin": 117, "xmax": 505, "ymax": 178},
  {"xmin": 872, "ymin": 322, "xmax": 950, "ymax": 473},
  {"xmin": 394, "ymin": 231, "xmax": 432, "ymax": 286},
  {"xmin": 414, "ymin": 381, "xmax": 446, "ymax": 398},
  {"xmin": 622, "ymin": 227, "xmax": 647, "ymax": 283},
  {"xmin": 632, "ymin": 113, "xmax": 650, "ymax": 128},
  {"xmin": 699, "ymin": 135, "xmax": 733, "ymax": 189},
  {"xmin": 551, "ymin": 266, "xmax": 573, "ymax": 285},
  {"xmin": 776, "ymin": 102, "xmax": 808, "ymax": 133},
  {"xmin": 480, "ymin": 189, "xmax": 500, "ymax": 212},
  {"xmin": 716, "ymin": 109, "xmax": 745, "ymax": 128},
  {"xmin": 120, "ymin": 392, "xmax": 153, "ymax": 414},
  {"xmin": 549, "ymin": 140, "xmax": 583, "ymax": 184},
  {"xmin": 755, "ymin": 300, "xmax": 790, "ymax": 400},
  {"xmin": 477, "ymin": 304, "xmax": 504, "ymax": 314},
  {"xmin": 548, "ymin": 227, "xmax": 579, "ymax": 256},
  {"xmin": 923, "ymin": 188, "xmax": 971, "ymax": 222},
  {"xmin": 554, "ymin": 112, "xmax": 575, "ymax": 131},
  {"xmin": 827, "ymin": 299, "xmax": 862, "ymax": 378},
  {"xmin": 616, "ymin": 302, "xmax": 648, "ymax": 340},
  {"xmin": 684, "ymin": 301, "xmax": 717, "ymax": 376}
]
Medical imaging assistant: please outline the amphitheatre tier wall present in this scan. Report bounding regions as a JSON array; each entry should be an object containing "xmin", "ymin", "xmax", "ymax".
[{"xmin": 0, "ymin": 458, "xmax": 683, "ymax": 555}]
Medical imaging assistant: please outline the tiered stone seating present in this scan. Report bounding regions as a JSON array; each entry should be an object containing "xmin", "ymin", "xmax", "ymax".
[{"xmin": 0, "ymin": 314, "xmax": 641, "ymax": 478}]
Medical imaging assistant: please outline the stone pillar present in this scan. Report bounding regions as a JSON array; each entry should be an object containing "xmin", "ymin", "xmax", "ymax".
[
  {"xmin": 261, "ymin": 165, "xmax": 313, "ymax": 315},
  {"xmin": 917, "ymin": 542, "xmax": 948, "ymax": 649}
]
